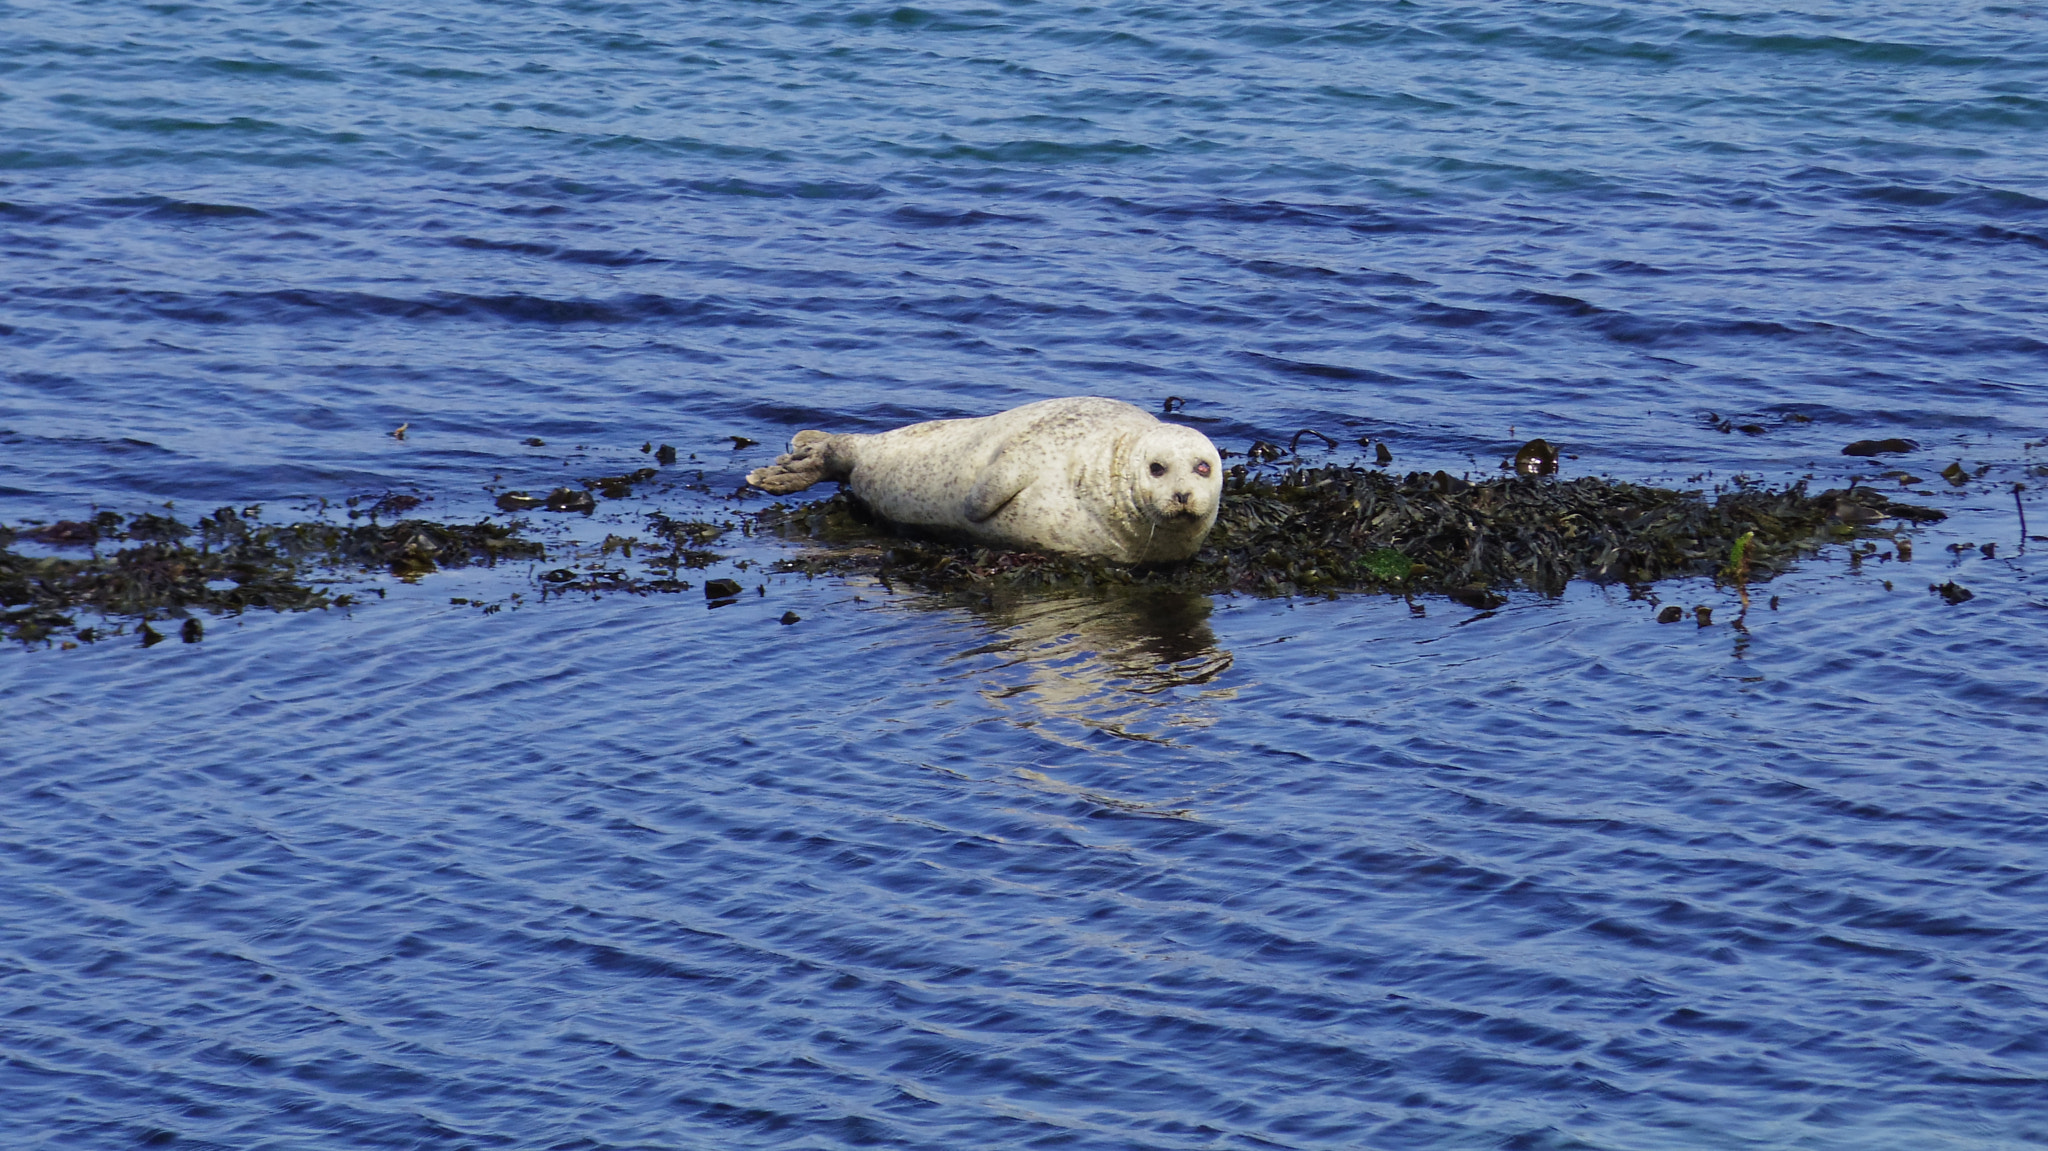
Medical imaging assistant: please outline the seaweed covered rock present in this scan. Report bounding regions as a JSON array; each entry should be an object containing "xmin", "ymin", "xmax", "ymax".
[
  {"xmin": 758, "ymin": 466, "xmax": 1941, "ymax": 601},
  {"xmin": 1, "ymin": 507, "xmax": 543, "ymax": 644}
]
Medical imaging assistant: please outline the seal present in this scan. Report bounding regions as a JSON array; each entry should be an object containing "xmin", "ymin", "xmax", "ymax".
[{"xmin": 746, "ymin": 397, "xmax": 1224, "ymax": 563}]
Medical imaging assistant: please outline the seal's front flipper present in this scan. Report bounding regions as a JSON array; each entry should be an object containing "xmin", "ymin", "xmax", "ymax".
[
  {"xmin": 746, "ymin": 430, "xmax": 843, "ymax": 495},
  {"xmin": 964, "ymin": 439, "xmax": 1033, "ymax": 522}
]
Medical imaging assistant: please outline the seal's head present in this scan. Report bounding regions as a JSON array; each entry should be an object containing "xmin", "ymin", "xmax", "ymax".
[{"xmin": 1123, "ymin": 422, "xmax": 1224, "ymax": 558}]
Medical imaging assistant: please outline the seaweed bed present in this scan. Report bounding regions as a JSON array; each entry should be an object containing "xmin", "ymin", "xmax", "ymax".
[
  {"xmin": 1, "ymin": 507, "xmax": 541, "ymax": 646},
  {"xmin": 4, "ymin": 467, "xmax": 1945, "ymax": 645},
  {"xmin": 761, "ymin": 466, "xmax": 1945, "ymax": 607}
]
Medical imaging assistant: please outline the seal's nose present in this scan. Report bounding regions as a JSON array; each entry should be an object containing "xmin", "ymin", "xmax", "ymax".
[{"xmin": 1173, "ymin": 490, "xmax": 1190, "ymax": 506}]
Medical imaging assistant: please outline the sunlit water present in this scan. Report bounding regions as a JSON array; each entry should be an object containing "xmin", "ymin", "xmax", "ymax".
[{"xmin": 4, "ymin": 3, "xmax": 2046, "ymax": 1148}]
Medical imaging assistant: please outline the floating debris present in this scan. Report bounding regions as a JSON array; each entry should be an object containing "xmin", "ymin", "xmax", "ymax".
[
  {"xmin": 1843, "ymin": 438, "xmax": 1918, "ymax": 457},
  {"xmin": 1932, "ymin": 581, "xmax": 1974, "ymax": 605},
  {"xmin": 759, "ymin": 465, "xmax": 1945, "ymax": 606},
  {"xmin": 365, "ymin": 492, "xmax": 425, "ymax": 518},
  {"xmin": 644, "ymin": 513, "xmax": 726, "ymax": 570},
  {"xmin": 587, "ymin": 467, "xmax": 658, "ymax": 500}
]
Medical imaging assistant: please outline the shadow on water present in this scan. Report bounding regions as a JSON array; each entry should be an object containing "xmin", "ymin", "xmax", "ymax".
[{"xmin": 936, "ymin": 587, "xmax": 1234, "ymax": 750}]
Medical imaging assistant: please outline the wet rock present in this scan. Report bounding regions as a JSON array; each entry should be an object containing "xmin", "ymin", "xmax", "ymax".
[
  {"xmin": 1657, "ymin": 605, "xmax": 1683, "ymax": 623},
  {"xmin": 1933, "ymin": 581, "xmax": 1974, "ymax": 605},
  {"xmin": 655, "ymin": 444, "xmax": 678, "ymax": 465},
  {"xmin": 523, "ymin": 437, "xmax": 546, "ymax": 447},
  {"xmin": 1694, "ymin": 605, "xmax": 1712, "ymax": 626},
  {"xmin": 180, "ymin": 618, "xmax": 202, "ymax": 643},
  {"xmin": 1842, "ymin": 438, "xmax": 1918, "ymax": 457},
  {"xmin": 1941, "ymin": 462, "xmax": 1970, "ymax": 487},
  {"xmin": 1831, "ymin": 499, "xmax": 1889, "ymax": 526},
  {"xmin": 1374, "ymin": 442, "xmax": 1393, "ymax": 466},
  {"xmin": 729, "ymin": 436, "xmax": 758, "ymax": 450},
  {"xmin": 1512, "ymin": 439, "xmax": 1559, "ymax": 476},
  {"xmin": 780, "ymin": 611, "xmax": 801, "ymax": 625},
  {"xmin": 27, "ymin": 520, "xmax": 103, "ymax": 547},
  {"xmin": 704, "ymin": 578, "xmax": 743, "ymax": 600},
  {"xmin": 1448, "ymin": 585, "xmax": 1506, "ymax": 610},
  {"xmin": 1874, "ymin": 500, "xmax": 1944, "ymax": 523},
  {"xmin": 543, "ymin": 487, "xmax": 596, "ymax": 513},
  {"xmin": 495, "ymin": 491, "xmax": 545, "ymax": 512},
  {"xmin": 139, "ymin": 622, "xmax": 164, "ymax": 646}
]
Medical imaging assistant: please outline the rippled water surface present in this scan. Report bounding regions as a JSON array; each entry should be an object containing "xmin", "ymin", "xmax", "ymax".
[{"xmin": 4, "ymin": 3, "xmax": 2047, "ymax": 1148}]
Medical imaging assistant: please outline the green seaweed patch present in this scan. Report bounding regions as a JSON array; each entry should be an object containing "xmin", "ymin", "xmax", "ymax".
[
  {"xmin": 755, "ymin": 467, "xmax": 1939, "ymax": 603},
  {"xmin": 1359, "ymin": 548, "xmax": 1415, "ymax": 583},
  {"xmin": 1, "ymin": 507, "xmax": 544, "ymax": 646}
]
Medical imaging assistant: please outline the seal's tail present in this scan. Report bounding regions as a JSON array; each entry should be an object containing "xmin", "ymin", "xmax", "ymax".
[{"xmin": 745, "ymin": 430, "xmax": 845, "ymax": 494}]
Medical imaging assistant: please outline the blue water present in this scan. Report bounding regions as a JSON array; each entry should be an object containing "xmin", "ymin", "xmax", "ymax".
[{"xmin": 4, "ymin": 3, "xmax": 2047, "ymax": 1148}]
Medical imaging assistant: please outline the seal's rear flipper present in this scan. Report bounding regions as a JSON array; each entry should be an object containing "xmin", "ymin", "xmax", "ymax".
[{"xmin": 745, "ymin": 430, "xmax": 845, "ymax": 494}]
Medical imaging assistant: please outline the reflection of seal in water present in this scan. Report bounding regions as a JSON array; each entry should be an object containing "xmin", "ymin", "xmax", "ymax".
[{"xmin": 746, "ymin": 397, "xmax": 1223, "ymax": 563}]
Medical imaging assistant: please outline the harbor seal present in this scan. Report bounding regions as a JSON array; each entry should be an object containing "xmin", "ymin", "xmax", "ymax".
[{"xmin": 746, "ymin": 397, "xmax": 1223, "ymax": 563}]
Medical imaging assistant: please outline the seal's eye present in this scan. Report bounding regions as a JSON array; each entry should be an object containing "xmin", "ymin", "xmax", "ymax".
[
  {"xmin": 1149, "ymin": 462, "xmax": 1166, "ymax": 478},
  {"xmin": 1193, "ymin": 460, "xmax": 1212, "ymax": 478}
]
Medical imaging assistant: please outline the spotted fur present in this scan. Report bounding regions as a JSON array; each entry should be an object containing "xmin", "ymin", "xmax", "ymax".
[{"xmin": 746, "ymin": 397, "xmax": 1223, "ymax": 563}]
